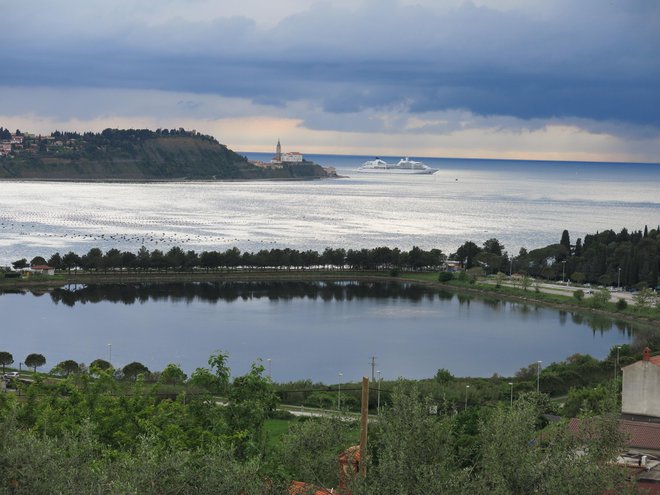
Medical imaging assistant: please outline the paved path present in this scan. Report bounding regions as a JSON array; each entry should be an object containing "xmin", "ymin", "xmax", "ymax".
[{"xmin": 482, "ymin": 279, "xmax": 636, "ymax": 303}]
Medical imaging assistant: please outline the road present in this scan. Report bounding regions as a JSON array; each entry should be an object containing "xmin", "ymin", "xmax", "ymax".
[{"xmin": 481, "ymin": 279, "xmax": 637, "ymax": 303}]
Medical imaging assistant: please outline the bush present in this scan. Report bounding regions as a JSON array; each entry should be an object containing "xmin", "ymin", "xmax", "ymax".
[
  {"xmin": 616, "ymin": 298, "xmax": 628, "ymax": 310},
  {"xmin": 438, "ymin": 272, "xmax": 454, "ymax": 282},
  {"xmin": 573, "ymin": 289, "xmax": 584, "ymax": 301}
]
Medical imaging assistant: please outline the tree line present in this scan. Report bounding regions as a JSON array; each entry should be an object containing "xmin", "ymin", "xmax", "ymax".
[
  {"xmin": 12, "ymin": 245, "xmax": 445, "ymax": 273},
  {"xmin": 5, "ymin": 225, "xmax": 659, "ymax": 288}
]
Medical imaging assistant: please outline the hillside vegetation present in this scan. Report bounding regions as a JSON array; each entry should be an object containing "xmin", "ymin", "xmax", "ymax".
[{"xmin": 0, "ymin": 128, "xmax": 327, "ymax": 180}]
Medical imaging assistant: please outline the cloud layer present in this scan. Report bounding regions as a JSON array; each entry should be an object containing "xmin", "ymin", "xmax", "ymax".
[{"xmin": 1, "ymin": 0, "xmax": 659, "ymax": 161}]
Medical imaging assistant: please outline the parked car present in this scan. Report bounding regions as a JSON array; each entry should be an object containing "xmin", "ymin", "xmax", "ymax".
[{"xmin": 3, "ymin": 371, "xmax": 20, "ymax": 381}]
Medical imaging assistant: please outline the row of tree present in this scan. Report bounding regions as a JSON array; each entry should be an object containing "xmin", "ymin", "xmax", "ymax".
[
  {"xmin": 5, "ymin": 226, "xmax": 659, "ymax": 287},
  {"xmin": 13, "ymin": 245, "xmax": 445, "ymax": 273}
]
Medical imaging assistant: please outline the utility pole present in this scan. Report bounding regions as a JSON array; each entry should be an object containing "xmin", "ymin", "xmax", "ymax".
[{"xmin": 370, "ymin": 356, "xmax": 376, "ymax": 383}]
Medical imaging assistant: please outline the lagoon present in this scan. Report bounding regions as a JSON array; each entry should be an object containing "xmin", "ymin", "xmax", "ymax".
[{"xmin": 1, "ymin": 281, "xmax": 647, "ymax": 383}]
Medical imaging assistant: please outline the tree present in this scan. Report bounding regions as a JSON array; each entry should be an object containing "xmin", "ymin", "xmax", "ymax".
[
  {"xmin": 632, "ymin": 287, "xmax": 657, "ymax": 309},
  {"xmin": 560, "ymin": 229, "xmax": 571, "ymax": 250},
  {"xmin": 573, "ymin": 289, "xmax": 584, "ymax": 301},
  {"xmin": 188, "ymin": 367, "xmax": 221, "ymax": 393},
  {"xmin": 159, "ymin": 363, "xmax": 187, "ymax": 385},
  {"xmin": 89, "ymin": 359, "xmax": 113, "ymax": 373},
  {"xmin": 61, "ymin": 251, "xmax": 81, "ymax": 273},
  {"xmin": 590, "ymin": 288, "xmax": 611, "ymax": 308},
  {"xmin": 30, "ymin": 256, "xmax": 47, "ymax": 267},
  {"xmin": 12, "ymin": 258, "xmax": 28, "ymax": 270},
  {"xmin": 48, "ymin": 252, "xmax": 63, "ymax": 269},
  {"xmin": 25, "ymin": 353, "xmax": 46, "ymax": 373},
  {"xmin": 53, "ymin": 359, "xmax": 80, "ymax": 376},
  {"xmin": 0, "ymin": 351, "xmax": 14, "ymax": 373},
  {"xmin": 225, "ymin": 361, "xmax": 279, "ymax": 458},
  {"xmin": 208, "ymin": 351, "xmax": 231, "ymax": 394},
  {"xmin": 122, "ymin": 362, "xmax": 150, "ymax": 380}
]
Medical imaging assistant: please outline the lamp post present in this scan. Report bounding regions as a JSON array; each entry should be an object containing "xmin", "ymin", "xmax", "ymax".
[
  {"xmin": 508, "ymin": 382, "xmax": 514, "ymax": 407},
  {"xmin": 465, "ymin": 384, "xmax": 470, "ymax": 410},
  {"xmin": 618, "ymin": 267, "xmax": 621, "ymax": 290},
  {"xmin": 537, "ymin": 361, "xmax": 542, "ymax": 393},
  {"xmin": 267, "ymin": 358, "xmax": 272, "ymax": 379},
  {"xmin": 107, "ymin": 343, "xmax": 112, "ymax": 365},
  {"xmin": 509, "ymin": 259, "xmax": 513, "ymax": 277},
  {"xmin": 562, "ymin": 261, "xmax": 566, "ymax": 284},
  {"xmin": 338, "ymin": 372, "xmax": 343, "ymax": 411},
  {"xmin": 377, "ymin": 370, "xmax": 382, "ymax": 415}
]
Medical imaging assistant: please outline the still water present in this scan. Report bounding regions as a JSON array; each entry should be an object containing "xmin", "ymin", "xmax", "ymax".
[
  {"xmin": 0, "ymin": 155, "xmax": 658, "ymax": 265},
  {"xmin": 2, "ymin": 281, "xmax": 646, "ymax": 383}
]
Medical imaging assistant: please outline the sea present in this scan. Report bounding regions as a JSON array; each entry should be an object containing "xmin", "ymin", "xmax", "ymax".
[{"xmin": 0, "ymin": 153, "xmax": 658, "ymax": 265}]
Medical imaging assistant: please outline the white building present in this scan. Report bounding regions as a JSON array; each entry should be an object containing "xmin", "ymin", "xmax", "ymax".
[
  {"xmin": 271, "ymin": 140, "xmax": 304, "ymax": 163},
  {"xmin": 282, "ymin": 151, "xmax": 303, "ymax": 163},
  {"xmin": 622, "ymin": 347, "xmax": 660, "ymax": 418}
]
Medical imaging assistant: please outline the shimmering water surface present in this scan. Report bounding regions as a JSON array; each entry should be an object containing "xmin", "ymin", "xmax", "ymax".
[
  {"xmin": 1, "ymin": 155, "xmax": 658, "ymax": 264},
  {"xmin": 1, "ymin": 156, "xmax": 658, "ymax": 380},
  {"xmin": 0, "ymin": 282, "xmax": 645, "ymax": 382}
]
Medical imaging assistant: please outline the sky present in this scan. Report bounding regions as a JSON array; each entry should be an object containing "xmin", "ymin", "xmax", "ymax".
[{"xmin": 1, "ymin": 0, "xmax": 659, "ymax": 163}]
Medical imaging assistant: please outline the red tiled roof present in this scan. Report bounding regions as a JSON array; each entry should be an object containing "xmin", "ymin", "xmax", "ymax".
[
  {"xmin": 31, "ymin": 265, "xmax": 53, "ymax": 270},
  {"xmin": 621, "ymin": 420, "xmax": 660, "ymax": 450},
  {"xmin": 570, "ymin": 418, "xmax": 660, "ymax": 451}
]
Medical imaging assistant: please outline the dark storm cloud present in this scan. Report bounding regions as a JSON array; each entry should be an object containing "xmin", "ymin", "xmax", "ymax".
[{"xmin": 2, "ymin": 0, "xmax": 659, "ymax": 128}]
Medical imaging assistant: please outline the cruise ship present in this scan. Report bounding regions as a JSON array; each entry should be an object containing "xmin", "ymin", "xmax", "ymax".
[{"xmin": 356, "ymin": 157, "xmax": 437, "ymax": 174}]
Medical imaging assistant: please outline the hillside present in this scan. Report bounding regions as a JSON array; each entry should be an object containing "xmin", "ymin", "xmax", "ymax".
[{"xmin": 0, "ymin": 128, "xmax": 328, "ymax": 180}]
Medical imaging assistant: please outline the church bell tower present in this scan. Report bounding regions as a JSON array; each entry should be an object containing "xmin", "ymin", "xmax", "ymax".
[{"xmin": 276, "ymin": 139, "xmax": 282, "ymax": 162}]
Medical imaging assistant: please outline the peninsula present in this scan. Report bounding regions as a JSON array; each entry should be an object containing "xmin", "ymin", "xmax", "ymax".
[{"xmin": 0, "ymin": 127, "xmax": 329, "ymax": 181}]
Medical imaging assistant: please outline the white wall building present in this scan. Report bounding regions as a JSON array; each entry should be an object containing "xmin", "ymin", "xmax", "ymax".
[
  {"xmin": 622, "ymin": 347, "xmax": 660, "ymax": 418},
  {"xmin": 281, "ymin": 151, "xmax": 303, "ymax": 163}
]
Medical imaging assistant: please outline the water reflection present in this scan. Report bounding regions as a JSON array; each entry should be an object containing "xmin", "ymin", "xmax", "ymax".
[
  {"xmin": 0, "ymin": 281, "xmax": 655, "ymax": 381},
  {"xmin": 40, "ymin": 281, "xmax": 434, "ymax": 307}
]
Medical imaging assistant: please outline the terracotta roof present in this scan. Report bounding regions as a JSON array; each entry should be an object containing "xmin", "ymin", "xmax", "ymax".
[
  {"xmin": 31, "ymin": 265, "xmax": 53, "ymax": 270},
  {"xmin": 622, "ymin": 356, "xmax": 660, "ymax": 367},
  {"xmin": 570, "ymin": 418, "xmax": 660, "ymax": 451},
  {"xmin": 621, "ymin": 420, "xmax": 660, "ymax": 450}
]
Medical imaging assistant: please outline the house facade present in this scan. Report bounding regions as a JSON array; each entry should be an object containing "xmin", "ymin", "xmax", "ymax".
[{"xmin": 622, "ymin": 347, "xmax": 660, "ymax": 418}]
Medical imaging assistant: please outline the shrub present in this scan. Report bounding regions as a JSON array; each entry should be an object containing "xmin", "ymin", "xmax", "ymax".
[
  {"xmin": 438, "ymin": 272, "xmax": 454, "ymax": 282},
  {"xmin": 616, "ymin": 298, "xmax": 628, "ymax": 310},
  {"xmin": 573, "ymin": 289, "xmax": 584, "ymax": 302}
]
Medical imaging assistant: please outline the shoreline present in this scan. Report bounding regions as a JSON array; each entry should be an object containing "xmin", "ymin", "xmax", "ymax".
[{"xmin": 2, "ymin": 270, "xmax": 658, "ymax": 328}]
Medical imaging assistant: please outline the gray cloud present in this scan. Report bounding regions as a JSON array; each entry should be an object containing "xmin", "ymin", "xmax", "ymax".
[{"xmin": 1, "ymin": 0, "xmax": 659, "ymax": 133}]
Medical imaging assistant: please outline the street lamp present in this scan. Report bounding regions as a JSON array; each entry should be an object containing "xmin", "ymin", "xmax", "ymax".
[
  {"xmin": 377, "ymin": 370, "xmax": 382, "ymax": 415},
  {"xmin": 267, "ymin": 358, "xmax": 272, "ymax": 379},
  {"xmin": 562, "ymin": 261, "xmax": 566, "ymax": 284},
  {"xmin": 618, "ymin": 267, "xmax": 621, "ymax": 290},
  {"xmin": 508, "ymin": 382, "xmax": 514, "ymax": 407},
  {"xmin": 537, "ymin": 361, "xmax": 542, "ymax": 393},
  {"xmin": 465, "ymin": 384, "xmax": 470, "ymax": 410},
  {"xmin": 338, "ymin": 372, "xmax": 343, "ymax": 411},
  {"xmin": 107, "ymin": 343, "xmax": 112, "ymax": 365}
]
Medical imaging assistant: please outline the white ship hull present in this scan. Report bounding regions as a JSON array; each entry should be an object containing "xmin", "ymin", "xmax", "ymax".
[
  {"xmin": 356, "ymin": 167, "xmax": 437, "ymax": 174},
  {"xmin": 356, "ymin": 157, "xmax": 437, "ymax": 174}
]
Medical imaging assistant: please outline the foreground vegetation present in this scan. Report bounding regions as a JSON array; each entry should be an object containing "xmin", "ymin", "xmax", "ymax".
[{"xmin": 0, "ymin": 349, "xmax": 641, "ymax": 494}]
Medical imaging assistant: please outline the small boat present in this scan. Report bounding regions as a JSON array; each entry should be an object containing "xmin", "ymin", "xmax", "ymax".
[{"xmin": 356, "ymin": 157, "xmax": 437, "ymax": 174}]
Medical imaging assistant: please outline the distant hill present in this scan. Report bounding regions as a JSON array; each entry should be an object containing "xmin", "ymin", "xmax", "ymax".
[{"xmin": 0, "ymin": 128, "xmax": 328, "ymax": 180}]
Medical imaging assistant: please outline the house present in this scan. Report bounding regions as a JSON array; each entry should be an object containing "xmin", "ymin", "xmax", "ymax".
[
  {"xmin": 622, "ymin": 347, "xmax": 660, "ymax": 419},
  {"xmin": 30, "ymin": 265, "xmax": 55, "ymax": 276},
  {"xmin": 282, "ymin": 151, "xmax": 304, "ymax": 163}
]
